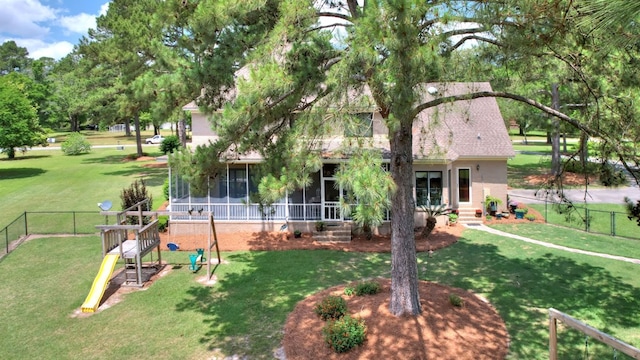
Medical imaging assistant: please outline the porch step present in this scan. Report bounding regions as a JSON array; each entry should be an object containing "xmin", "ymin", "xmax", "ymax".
[
  {"xmin": 314, "ymin": 223, "xmax": 351, "ymax": 243},
  {"xmin": 456, "ymin": 208, "xmax": 483, "ymax": 225}
]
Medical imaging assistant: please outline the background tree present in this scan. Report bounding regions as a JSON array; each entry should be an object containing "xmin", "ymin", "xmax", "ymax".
[
  {"xmin": 0, "ymin": 73, "xmax": 46, "ymax": 159},
  {"xmin": 0, "ymin": 41, "xmax": 30, "ymax": 75}
]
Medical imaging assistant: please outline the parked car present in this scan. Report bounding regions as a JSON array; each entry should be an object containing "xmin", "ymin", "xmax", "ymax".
[{"xmin": 145, "ymin": 135, "xmax": 165, "ymax": 144}]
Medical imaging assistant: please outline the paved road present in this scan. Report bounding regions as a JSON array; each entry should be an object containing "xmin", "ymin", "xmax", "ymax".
[
  {"xmin": 508, "ymin": 187, "xmax": 640, "ymax": 205},
  {"xmin": 31, "ymin": 144, "xmax": 155, "ymax": 151}
]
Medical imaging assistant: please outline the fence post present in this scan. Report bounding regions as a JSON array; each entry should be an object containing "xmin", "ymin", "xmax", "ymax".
[
  {"xmin": 545, "ymin": 198, "xmax": 548, "ymax": 224},
  {"xmin": 23, "ymin": 211, "xmax": 28, "ymax": 236},
  {"xmin": 611, "ymin": 212, "xmax": 616, "ymax": 236},
  {"xmin": 549, "ymin": 311, "xmax": 558, "ymax": 360},
  {"xmin": 585, "ymin": 208, "xmax": 590, "ymax": 232},
  {"xmin": 73, "ymin": 211, "xmax": 77, "ymax": 235},
  {"xmin": 4, "ymin": 227, "xmax": 8, "ymax": 254}
]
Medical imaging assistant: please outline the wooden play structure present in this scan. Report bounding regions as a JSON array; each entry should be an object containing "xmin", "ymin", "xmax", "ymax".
[
  {"xmin": 81, "ymin": 199, "xmax": 161, "ymax": 313},
  {"xmin": 189, "ymin": 214, "xmax": 221, "ymax": 279},
  {"xmin": 81, "ymin": 201, "xmax": 223, "ymax": 313}
]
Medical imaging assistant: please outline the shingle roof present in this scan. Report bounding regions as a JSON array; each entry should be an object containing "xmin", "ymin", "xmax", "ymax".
[{"xmin": 412, "ymin": 82, "xmax": 515, "ymax": 161}]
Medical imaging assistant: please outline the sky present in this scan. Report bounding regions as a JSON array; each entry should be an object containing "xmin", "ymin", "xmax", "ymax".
[{"xmin": 0, "ymin": 0, "xmax": 110, "ymax": 60}]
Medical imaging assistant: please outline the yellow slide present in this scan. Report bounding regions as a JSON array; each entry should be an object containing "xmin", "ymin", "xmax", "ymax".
[{"xmin": 81, "ymin": 254, "xmax": 119, "ymax": 313}]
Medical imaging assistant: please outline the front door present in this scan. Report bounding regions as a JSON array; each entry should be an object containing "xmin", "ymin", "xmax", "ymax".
[
  {"xmin": 323, "ymin": 179, "xmax": 341, "ymax": 220},
  {"xmin": 458, "ymin": 168, "xmax": 471, "ymax": 204}
]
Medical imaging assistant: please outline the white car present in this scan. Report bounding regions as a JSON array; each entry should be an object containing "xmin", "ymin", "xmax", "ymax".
[{"xmin": 145, "ymin": 135, "xmax": 165, "ymax": 144}]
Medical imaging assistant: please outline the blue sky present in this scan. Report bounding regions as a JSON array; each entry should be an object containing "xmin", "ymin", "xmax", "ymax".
[{"xmin": 0, "ymin": 0, "xmax": 110, "ymax": 60}]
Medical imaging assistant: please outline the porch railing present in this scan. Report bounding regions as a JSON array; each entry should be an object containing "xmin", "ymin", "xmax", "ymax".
[{"xmin": 169, "ymin": 203, "xmax": 323, "ymax": 221}]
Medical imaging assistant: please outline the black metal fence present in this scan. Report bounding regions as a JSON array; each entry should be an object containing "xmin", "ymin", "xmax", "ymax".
[
  {"xmin": 507, "ymin": 194, "xmax": 640, "ymax": 240},
  {"xmin": 1, "ymin": 211, "xmax": 103, "ymax": 259}
]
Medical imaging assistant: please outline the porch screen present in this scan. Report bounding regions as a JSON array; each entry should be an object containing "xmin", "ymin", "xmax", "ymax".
[{"xmin": 415, "ymin": 171, "xmax": 442, "ymax": 206}]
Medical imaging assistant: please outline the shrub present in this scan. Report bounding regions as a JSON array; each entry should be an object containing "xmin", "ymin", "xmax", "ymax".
[
  {"xmin": 343, "ymin": 286, "xmax": 355, "ymax": 296},
  {"xmin": 162, "ymin": 178, "xmax": 170, "ymax": 201},
  {"xmin": 160, "ymin": 135, "xmax": 180, "ymax": 154},
  {"xmin": 525, "ymin": 214, "xmax": 536, "ymax": 221},
  {"xmin": 322, "ymin": 315, "xmax": 367, "ymax": 353},
  {"xmin": 449, "ymin": 293, "xmax": 464, "ymax": 307},
  {"xmin": 158, "ymin": 215, "xmax": 169, "ymax": 232},
  {"xmin": 355, "ymin": 281, "xmax": 381, "ymax": 296},
  {"xmin": 314, "ymin": 295, "xmax": 347, "ymax": 320},
  {"xmin": 120, "ymin": 180, "xmax": 153, "ymax": 225},
  {"xmin": 61, "ymin": 133, "xmax": 91, "ymax": 155}
]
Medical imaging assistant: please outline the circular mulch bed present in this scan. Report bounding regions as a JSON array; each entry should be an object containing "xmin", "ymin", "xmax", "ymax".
[
  {"xmin": 283, "ymin": 278, "xmax": 509, "ymax": 360},
  {"xmin": 156, "ymin": 222, "xmax": 509, "ymax": 359}
]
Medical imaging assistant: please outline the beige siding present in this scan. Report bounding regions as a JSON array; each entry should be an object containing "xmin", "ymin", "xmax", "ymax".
[{"xmin": 452, "ymin": 160, "xmax": 509, "ymax": 211}]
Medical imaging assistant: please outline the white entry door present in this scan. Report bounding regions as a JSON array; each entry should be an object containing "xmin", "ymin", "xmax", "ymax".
[{"xmin": 322, "ymin": 179, "xmax": 341, "ymax": 221}]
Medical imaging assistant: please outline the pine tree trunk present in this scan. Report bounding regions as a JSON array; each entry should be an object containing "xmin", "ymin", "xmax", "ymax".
[
  {"xmin": 389, "ymin": 120, "xmax": 421, "ymax": 316},
  {"xmin": 178, "ymin": 118, "xmax": 187, "ymax": 146}
]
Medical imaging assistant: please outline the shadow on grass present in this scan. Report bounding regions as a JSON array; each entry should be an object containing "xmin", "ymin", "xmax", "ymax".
[
  {"xmin": 0, "ymin": 154, "xmax": 51, "ymax": 161},
  {"xmin": 168, "ymin": 231, "xmax": 640, "ymax": 359},
  {"xmin": 173, "ymin": 248, "xmax": 389, "ymax": 358},
  {"xmin": 422, "ymin": 235, "xmax": 640, "ymax": 359},
  {"xmin": 0, "ymin": 167, "xmax": 46, "ymax": 179}
]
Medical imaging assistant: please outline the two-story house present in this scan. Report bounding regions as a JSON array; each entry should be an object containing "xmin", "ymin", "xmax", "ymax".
[{"xmin": 169, "ymin": 82, "xmax": 514, "ymax": 235}]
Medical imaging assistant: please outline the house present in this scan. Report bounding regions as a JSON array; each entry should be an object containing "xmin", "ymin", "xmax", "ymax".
[{"xmin": 170, "ymin": 82, "xmax": 515, "ymax": 235}]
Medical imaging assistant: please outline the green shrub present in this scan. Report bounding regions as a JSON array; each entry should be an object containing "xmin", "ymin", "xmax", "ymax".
[
  {"xmin": 120, "ymin": 180, "xmax": 153, "ymax": 225},
  {"xmin": 160, "ymin": 135, "xmax": 180, "ymax": 154},
  {"xmin": 355, "ymin": 281, "xmax": 381, "ymax": 296},
  {"xmin": 162, "ymin": 178, "xmax": 170, "ymax": 201},
  {"xmin": 525, "ymin": 214, "xmax": 536, "ymax": 221},
  {"xmin": 449, "ymin": 293, "xmax": 464, "ymax": 307},
  {"xmin": 314, "ymin": 295, "xmax": 347, "ymax": 320},
  {"xmin": 343, "ymin": 286, "xmax": 355, "ymax": 296},
  {"xmin": 61, "ymin": 133, "xmax": 91, "ymax": 155},
  {"xmin": 322, "ymin": 315, "xmax": 367, "ymax": 353},
  {"xmin": 158, "ymin": 215, "xmax": 169, "ymax": 232}
]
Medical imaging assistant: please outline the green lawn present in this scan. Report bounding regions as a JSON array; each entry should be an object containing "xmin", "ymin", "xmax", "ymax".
[
  {"xmin": 489, "ymin": 222, "xmax": 640, "ymax": 259},
  {"xmin": 0, "ymin": 148, "xmax": 167, "ymax": 227},
  {"xmin": 1, "ymin": 229, "xmax": 639, "ymax": 359},
  {"xmin": 2, "ymin": 131, "xmax": 640, "ymax": 359},
  {"xmin": 528, "ymin": 203, "xmax": 638, "ymax": 239}
]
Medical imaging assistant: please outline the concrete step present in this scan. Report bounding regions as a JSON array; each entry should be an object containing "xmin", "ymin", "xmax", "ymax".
[{"xmin": 314, "ymin": 222, "xmax": 351, "ymax": 242}]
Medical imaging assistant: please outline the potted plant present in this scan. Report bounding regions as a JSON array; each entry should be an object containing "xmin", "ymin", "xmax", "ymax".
[
  {"xmin": 485, "ymin": 195, "xmax": 503, "ymax": 215},
  {"xmin": 294, "ymin": 230, "xmax": 302, "ymax": 238},
  {"xmin": 475, "ymin": 209, "xmax": 483, "ymax": 218},
  {"xmin": 315, "ymin": 221, "xmax": 326, "ymax": 232},
  {"xmin": 515, "ymin": 208, "xmax": 526, "ymax": 219},
  {"xmin": 448, "ymin": 213, "xmax": 458, "ymax": 226}
]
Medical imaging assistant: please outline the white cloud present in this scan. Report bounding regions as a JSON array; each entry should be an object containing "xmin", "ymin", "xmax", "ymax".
[
  {"xmin": 59, "ymin": 13, "xmax": 97, "ymax": 34},
  {"xmin": 99, "ymin": 2, "xmax": 110, "ymax": 16},
  {"xmin": 7, "ymin": 37, "xmax": 73, "ymax": 59},
  {"xmin": 0, "ymin": 0, "xmax": 57, "ymax": 37}
]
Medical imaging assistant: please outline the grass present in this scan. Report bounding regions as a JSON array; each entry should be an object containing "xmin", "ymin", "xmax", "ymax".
[
  {"xmin": 528, "ymin": 203, "xmax": 638, "ymax": 239},
  {"xmin": 507, "ymin": 153, "xmax": 552, "ymax": 189},
  {"xmin": 489, "ymin": 222, "xmax": 640, "ymax": 259},
  {"xmin": 0, "ymin": 147, "xmax": 167, "ymax": 226},
  {"xmin": 1, "ymin": 229, "xmax": 639, "ymax": 359},
  {"xmin": 2, "ymin": 130, "xmax": 639, "ymax": 358}
]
